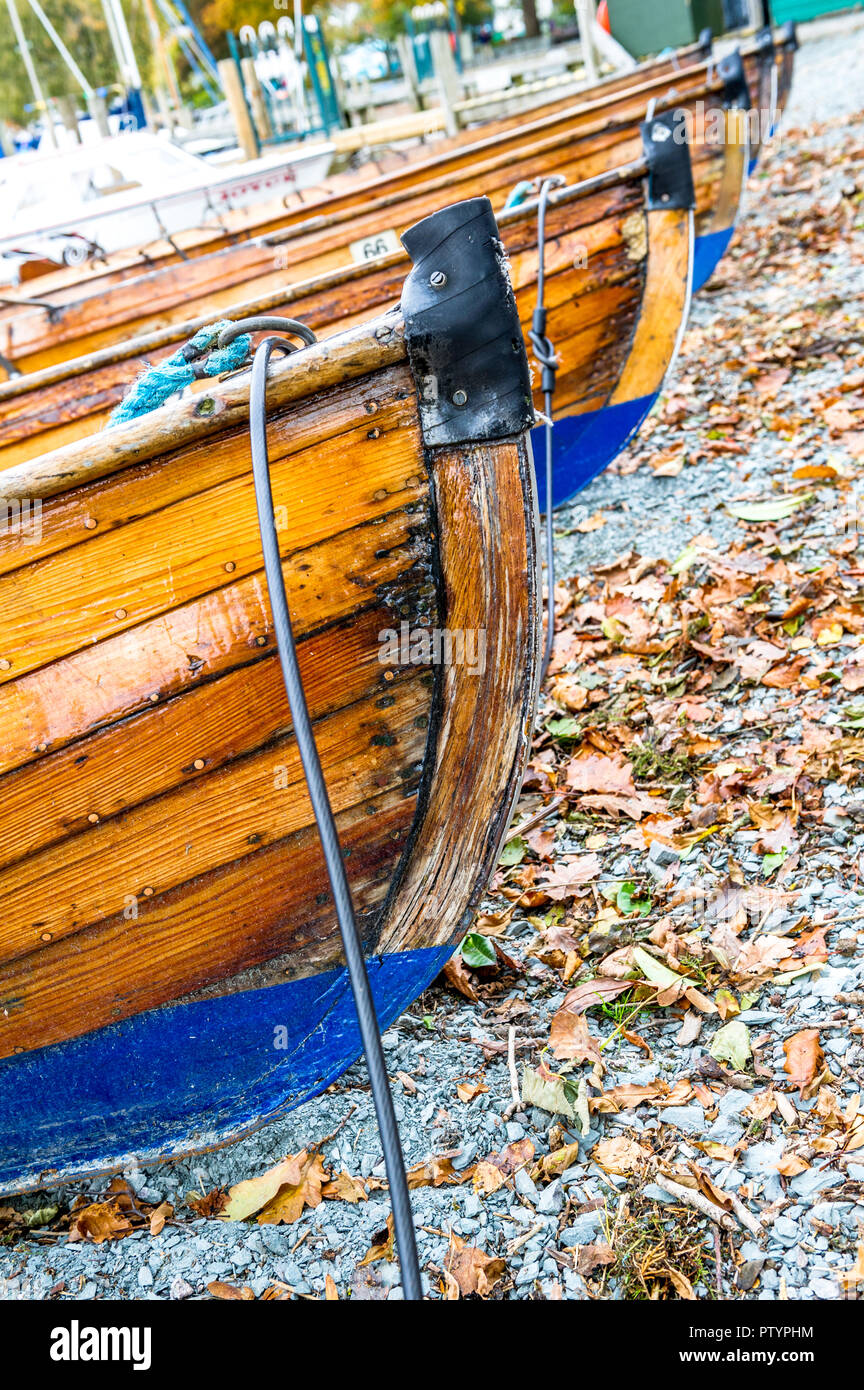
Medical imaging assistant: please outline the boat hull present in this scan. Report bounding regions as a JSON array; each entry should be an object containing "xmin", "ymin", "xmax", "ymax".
[{"xmin": 0, "ymin": 200, "xmax": 541, "ymax": 1194}]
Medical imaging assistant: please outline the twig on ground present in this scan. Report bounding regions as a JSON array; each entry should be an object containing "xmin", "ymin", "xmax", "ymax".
[
  {"xmin": 653, "ymin": 1177, "xmax": 736, "ymax": 1232},
  {"xmin": 503, "ymin": 1025, "xmax": 527, "ymax": 1120}
]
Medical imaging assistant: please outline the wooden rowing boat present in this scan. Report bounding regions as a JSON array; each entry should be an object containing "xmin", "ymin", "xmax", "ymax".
[
  {"xmin": 0, "ymin": 130, "xmax": 695, "ymax": 512},
  {"xmin": 0, "ymin": 197, "xmax": 540, "ymax": 1195},
  {"xmin": 0, "ymin": 56, "xmax": 752, "ymax": 381},
  {"xmin": 0, "ymin": 28, "xmax": 716, "ymax": 304},
  {"xmin": 0, "ymin": 26, "xmax": 797, "ymax": 377}
]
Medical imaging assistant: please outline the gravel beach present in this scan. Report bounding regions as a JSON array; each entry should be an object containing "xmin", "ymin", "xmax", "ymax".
[{"xmin": 3, "ymin": 16, "xmax": 864, "ymax": 1303}]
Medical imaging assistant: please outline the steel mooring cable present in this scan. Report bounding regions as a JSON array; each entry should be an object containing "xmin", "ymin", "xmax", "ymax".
[
  {"xmin": 528, "ymin": 179, "xmax": 559, "ymax": 684},
  {"xmin": 249, "ymin": 336, "xmax": 423, "ymax": 1303}
]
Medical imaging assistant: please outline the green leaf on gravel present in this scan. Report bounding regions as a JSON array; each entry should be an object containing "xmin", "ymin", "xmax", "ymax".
[
  {"xmin": 762, "ymin": 847, "xmax": 788, "ymax": 877},
  {"xmin": 521, "ymin": 1065, "xmax": 576, "ymax": 1118},
  {"xmin": 631, "ymin": 946, "xmax": 684, "ymax": 989},
  {"xmin": 460, "ymin": 932, "xmax": 497, "ymax": 969},
  {"xmin": 670, "ymin": 544, "xmax": 701, "ymax": 575},
  {"xmin": 545, "ymin": 716, "xmax": 582, "ymax": 740},
  {"xmin": 499, "ymin": 836, "xmax": 527, "ymax": 867},
  {"xmin": 616, "ymin": 881, "xmax": 652, "ymax": 916},
  {"xmin": 709, "ymin": 1020, "xmax": 751, "ymax": 1071},
  {"xmin": 725, "ymin": 495, "xmax": 811, "ymax": 523}
]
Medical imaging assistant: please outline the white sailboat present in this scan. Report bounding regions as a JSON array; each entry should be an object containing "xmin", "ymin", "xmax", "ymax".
[{"xmin": 0, "ymin": 130, "xmax": 333, "ymax": 277}]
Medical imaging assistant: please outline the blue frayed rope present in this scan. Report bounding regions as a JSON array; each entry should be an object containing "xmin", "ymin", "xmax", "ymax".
[
  {"xmin": 504, "ymin": 180, "xmax": 533, "ymax": 211},
  {"xmin": 107, "ymin": 319, "xmax": 252, "ymax": 428}
]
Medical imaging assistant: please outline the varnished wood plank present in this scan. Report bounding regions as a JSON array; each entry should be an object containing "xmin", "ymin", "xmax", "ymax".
[
  {"xmin": 610, "ymin": 207, "xmax": 692, "ymax": 404},
  {"xmin": 0, "ymin": 604, "xmax": 417, "ymax": 871},
  {"xmin": 381, "ymin": 434, "xmax": 540, "ymax": 952},
  {"xmin": 0, "ymin": 785, "xmax": 421, "ymax": 1058},
  {"xmin": 0, "ymin": 675, "xmax": 430, "ymax": 970}
]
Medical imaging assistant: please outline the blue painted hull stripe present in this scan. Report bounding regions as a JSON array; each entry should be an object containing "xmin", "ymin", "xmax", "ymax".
[
  {"xmin": 0, "ymin": 944, "xmax": 453, "ymax": 1193},
  {"xmin": 534, "ymin": 224, "xmax": 736, "ymax": 510},
  {"xmin": 533, "ymin": 392, "xmax": 657, "ymax": 512},
  {"xmin": 692, "ymin": 225, "xmax": 736, "ymax": 295}
]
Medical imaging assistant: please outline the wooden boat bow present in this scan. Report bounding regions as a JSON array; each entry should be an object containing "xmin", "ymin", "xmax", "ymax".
[{"xmin": 0, "ymin": 197, "xmax": 540, "ymax": 1193}]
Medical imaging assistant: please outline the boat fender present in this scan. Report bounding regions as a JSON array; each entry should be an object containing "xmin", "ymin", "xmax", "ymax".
[
  {"xmin": 717, "ymin": 49, "xmax": 751, "ymax": 111},
  {"xmin": 697, "ymin": 27, "xmax": 714, "ymax": 56},
  {"xmin": 641, "ymin": 109, "xmax": 696, "ymax": 213},
  {"xmin": 400, "ymin": 196, "xmax": 534, "ymax": 449}
]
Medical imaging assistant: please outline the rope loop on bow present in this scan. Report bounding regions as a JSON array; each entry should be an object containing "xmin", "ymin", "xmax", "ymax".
[{"xmin": 107, "ymin": 316, "xmax": 316, "ymax": 428}]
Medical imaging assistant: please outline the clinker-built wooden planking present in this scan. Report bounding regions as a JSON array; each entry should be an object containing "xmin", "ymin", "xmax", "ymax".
[{"xmin": 0, "ymin": 207, "xmax": 540, "ymax": 1086}]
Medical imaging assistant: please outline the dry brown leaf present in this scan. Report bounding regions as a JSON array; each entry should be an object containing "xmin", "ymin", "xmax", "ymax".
[
  {"xmin": 406, "ymin": 1154, "xmax": 462, "ymax": 1189},
  {"xmin": 324, "ymin": 1274, "xmax": 339, "ymax": 1301},
  {"xmin": 783, "ymin": 1029, "xmax": 825, "ymax": 1097},
  {"xmin": 473, "ymin": 1161, "xmax": 508, "ymax": 1196},
  {"xmin": 558, "ymin": 978, "xmax": 631, "ymax": 1014},
  {"xmin": 566, "ymin": 752, "xmax": 638, "ymax": 796},
  {"xmin": 668, "ymin": 1268, "xmax": 697, "ymax": 1300},
  {"xmin": 776, "ymin": 1154, "xmax": 810, "ymax": 1177},
  {"xmin": 549, "ymin": 1004, "xmax": 603, "ymax": 1063},
  {"xmin": 457, "ymin": 1080, "xmax": 489, "ymax": 1104},
  {"xmin": 839, "ymin": 1240, "xmax": 864, "ymax": 1290},
  {"xmin": 593, "ymin": 1080, "xmax": 671, "ymax": 1112},
  {"xmin": 254, "ymin": 1151, "xmax": 328, "ymax": 1226},
  {"xmin": 208, "ymin": 1281, "xmax": 255, "ymax": 1301},
  {"xmin": 67, "ymin": 1203, "xmax": 133, "ymax": 1245},
  {"xmin": 187, "ymin": 1188, "xmax": 227, "ymax": 1218},
  {"xmin": 358, "ymin": 1214, "xmax": 395, "ymax": 1267},
  {"xmin": 575, "ymin": 1242, "xmax": 616, "ymax": 1275},
  {"xmin": 592, "ymin": 1136, "xmax": 651, "ymax": 1175},
  {"xmin": 149, "ymin": 1202, "xmax": 173, "ymax": 1237},
  {"xmin": 442, "ymin": 955, "xmax": 479, "ymax": 1001},
  {"xmin": 444, "ymin": 1234, "xmax": 507, "ymax": 1298},
  {"xmin": 321, "ymin": 1171, "xmax": 367, "ymax": 1204}
]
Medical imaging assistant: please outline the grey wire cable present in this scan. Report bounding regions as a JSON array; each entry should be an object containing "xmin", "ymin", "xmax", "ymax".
[
  {"xmin": 528, "ymin": 180, "xmax": 559, "ymax": 684},
  {"xmin": 248, "ymin": 335, "xmax": 423, "ymax": 1302}
]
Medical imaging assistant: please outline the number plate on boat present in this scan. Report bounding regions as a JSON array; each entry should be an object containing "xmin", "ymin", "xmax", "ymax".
[{"xmin": 348, "ymin": 229, "xmax": 401, "ymax": 263}]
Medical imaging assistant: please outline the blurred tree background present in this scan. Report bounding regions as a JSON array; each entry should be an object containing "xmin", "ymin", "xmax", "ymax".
[
  {"xmin": 193, "ymin": 0, "xmax": 496, "ymax": 55},
  {"xmin": 0, "ymin": 0, "xmax": 151, "ymax": 124},
  {"xmin": 1, "ymin": 0, "xmax": 526, "ymax": 129}
]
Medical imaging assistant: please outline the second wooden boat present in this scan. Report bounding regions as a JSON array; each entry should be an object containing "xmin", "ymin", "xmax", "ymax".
[
  {"xmin": 0, "ymin": 197, "xmax": 540, "ymax": 1195},
  {"xmin": 0, "ymin": 35, "xmax": 783, "ymax": 375},
  {"xmin": 0, "ymin": 127, "xmax": 696, "ymax": 511}
]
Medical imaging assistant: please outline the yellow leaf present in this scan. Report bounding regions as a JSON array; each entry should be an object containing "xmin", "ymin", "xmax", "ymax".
[
  {"xmin": 222, "ymin": 1155, "xmax": 307, "ymax": 1223},
  {"xmin": 257, "ymin": 1151, "xmax": 328, "ymax": 1225},
  {"xmin": 358, "ymin": 1213, "xmax": 395, "ymax": 1267},
  {"xmin": 473, "ymin": 1161, "xmax": 507, "ymax": 1196}
]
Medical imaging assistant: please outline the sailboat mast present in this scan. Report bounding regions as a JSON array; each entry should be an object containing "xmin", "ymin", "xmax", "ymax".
[{"xmin": 5, "ymin": 0, "xmax": 57, "ymax": 146}]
